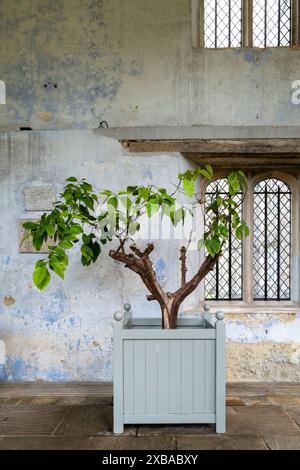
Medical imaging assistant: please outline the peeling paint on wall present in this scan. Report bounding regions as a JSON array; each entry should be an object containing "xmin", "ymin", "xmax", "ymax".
[{"xmin": 226, "ymin": 313, "xmax": 300, "ymax": 343}]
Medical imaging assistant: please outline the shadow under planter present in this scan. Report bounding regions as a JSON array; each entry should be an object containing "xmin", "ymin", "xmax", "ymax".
[{"xmin": 113, "ymin": 306, "xmax": 226, "ymax": 434}]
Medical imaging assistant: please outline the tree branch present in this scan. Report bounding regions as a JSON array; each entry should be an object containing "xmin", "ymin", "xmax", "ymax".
[
  {"xmin": 172, "ymin": 253, "xmax": 220, "ymax": 313},
  {"xmin": 130, "ymin": 243, "xmax": 155, "ymax": 259},
  {"xmin": 179, "ymin": 246, "xmax": 187, "ymax": 286},
  {"xmin": 109, "ymin": 245, "xmax": 168, "ymax": 310}
]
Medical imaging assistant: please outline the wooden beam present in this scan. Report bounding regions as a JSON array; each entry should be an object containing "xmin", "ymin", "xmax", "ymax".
[
  {"xmin": 120, "ymin": 139, "xmax": 300, "ymax": 154},
  {"xmin": 183, "ymin": 153, "xmax": 300, "ymax": 169}
]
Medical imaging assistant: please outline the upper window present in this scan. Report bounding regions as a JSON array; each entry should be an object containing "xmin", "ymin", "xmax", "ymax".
[
  {"xmin": 204, "ymin": 0, "xmax": 242, "ymax": 48},
  {"xmin": 192, "ymin": 0, "xmax": 297, "ymax": 48},
  {"xmin": 253, "ymin": 0, "xmax": 291, "ymax": 47}
]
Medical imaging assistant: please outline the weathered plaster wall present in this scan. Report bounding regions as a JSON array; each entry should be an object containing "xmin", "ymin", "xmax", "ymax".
[
  {"xmin": 226, "ymin": 314, "xmax": 300, "ymax": 381},
  {"xmin": 0, "ymin": 0, "xmax": 300, "ymax": 130},
  {"xmin": 0, "ymin": 131, "xmax": 300, "ymax": 382},
  {"xmin": 1, "ymin": 0, "xmax": 300, "ymax": 381}
]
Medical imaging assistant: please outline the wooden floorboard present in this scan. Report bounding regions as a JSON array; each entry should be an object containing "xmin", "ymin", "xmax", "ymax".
[
  {"xmin": 1, "ymin": 381, "xmax": 299, "ymax": 397},
  {"xmin": 0, "ymin": 382, "xmax": 113, "ymax": 397}
]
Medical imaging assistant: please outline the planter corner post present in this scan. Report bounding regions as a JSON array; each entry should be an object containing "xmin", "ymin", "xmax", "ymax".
[
  {"xmin": 113, "ymin": 310, "xmax": 124, "ymax": 434},
  {"xmin": 215, "ymin": 310, "xmax": 226, "ymax": 433}
]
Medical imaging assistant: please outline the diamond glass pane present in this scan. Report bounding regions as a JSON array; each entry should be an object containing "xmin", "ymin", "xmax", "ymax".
[
  {"xmin": 204, "ymin": 0, "xmax": 242, "ymax": 48},
  {"xmin": 205, "ymin": 178, "xmax": 243, "ymax": 300},
  {"xmin": 253, "ymin": 0, "xmax": 291, "ymax": 47},
  {"xmin": 253, "ymin": 178, "xmax": 291, "ymax": 300}
]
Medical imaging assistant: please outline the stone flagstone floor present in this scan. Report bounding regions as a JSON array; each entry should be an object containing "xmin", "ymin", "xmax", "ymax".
[{"xmin": 0, "ymin": 382, "xmax": 300, "ymax": 450}]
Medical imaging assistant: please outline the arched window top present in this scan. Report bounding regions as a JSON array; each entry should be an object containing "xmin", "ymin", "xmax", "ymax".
[
  {"xmin": 254, "ymin": 178, "xmax": 291, "ymax": 193},
  {"xmin": 206, "ymin": 178, "xmax": 228, "ymax": 192},
  {"xmin": 205, "ymin": 177, "xmax": 242, "ymax": 194}
]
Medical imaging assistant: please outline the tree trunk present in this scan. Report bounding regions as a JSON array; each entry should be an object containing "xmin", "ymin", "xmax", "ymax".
[
  {"xmin": 161, "ymin": 304, "xmax": 171, "ymax": 329},
  {"xmin": 159, "ymin": 299, "xmax": 178, "ymax": 329}
]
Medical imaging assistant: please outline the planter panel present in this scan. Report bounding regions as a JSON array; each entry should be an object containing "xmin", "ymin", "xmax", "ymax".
[{"xmin": 123, "ymin": 339, "xmax": 215, "ymax": 416}]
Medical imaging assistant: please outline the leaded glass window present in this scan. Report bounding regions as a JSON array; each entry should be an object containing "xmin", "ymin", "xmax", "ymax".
[
  {"xmin": 253, "ymin": 0, "xmax": 291, "ymax": 48},
  {"xmin": 194, "ymin": 1, "xmax": 296, "ymax": 49},
  {"xmin": 204, "ymin": 0, "xmax": 242, "ymax": 48},
  {"xmin": 205, "ymin": 178, "xmax": 243, "ymax": 300},
  {"xmin": 253, "ymin": 178, "xmax": 291, "ymax": 300}
]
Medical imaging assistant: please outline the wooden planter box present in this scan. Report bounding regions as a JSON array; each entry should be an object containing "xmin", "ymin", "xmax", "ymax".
[{"xmin": 113, "ymin": 309, "xmax": 226, "ymax": 434}]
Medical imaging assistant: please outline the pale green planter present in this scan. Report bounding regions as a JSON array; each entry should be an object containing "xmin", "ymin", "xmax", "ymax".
[{"xmin": 113, "ymin": 306, "xmax": 226, "ymax": 434}]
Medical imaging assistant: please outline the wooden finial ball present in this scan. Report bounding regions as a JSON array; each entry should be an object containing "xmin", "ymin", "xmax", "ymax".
[
  {"xmin": 216, "ymin": 311, "xmax": 225, "ymax": 321},
  {"xmin": 203, "ymin": 303, "xmax": 210, "ymax": 311},
  {"xmin": 124, "ymin": 303, "xmax": 131, "ymax": 312},
  {"xmin": 114, "ymin": 311, "xmax": 123, "ymax": 321}
]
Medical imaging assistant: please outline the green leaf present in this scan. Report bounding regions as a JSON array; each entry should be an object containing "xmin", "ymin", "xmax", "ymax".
[
  {"xmin": 70, "ymin": 225, "xmax": 83, "ymax": 235},
  {"xmin": 63, "ymin": 192, "xmax": 74, "ymax": 203},
  {"xmin": 82, "ymin": 233, "xmax": 92, "ymax": 244},
  {"xmin": 218, "ymin": 225, "xmax": 228, "ymax": 238},
  {"xmin": 158, "ymin": 188, "xmax": 167, "ymax": 194},
  {"xmin": 50, "ymin": 259, "xmax": 65, "ymax": 279},
  {"xmin": 243, "ymin": 223, "xmax": 250, "ymax": 237},
  {"xmin": 59, "ymin": 239, "xmax": 73, "ymax": 249},
  {"xmin": 35, "ymin": 260, "xmax": 47, "ymax": 268},
  {"xmin": 207, "ymin": 200, "xmax": 219, "ymax": 213},
  {"xmin": 127, "ymin": 186, "xmax": 138, "ymax": 194},
  {"xmin": 100, "ymin": 190, "xmax": 113, "ymax": 196},
  {"xmin": 146, "ymin": 201, "xmax": 160, "ymax": 218},
  {"xmin": 98, "ymin": 212, "xmax": 108, "ymax": 222},
  {"xmin": 32, "ymin": 234, "xmax": 43, "ymax": 251},
  {"xmin": 211, "ymin": 236, "xmax": 221, "ymax": 253},
  {"xmin": 33, "ymin": 266, "xmax": 51, "ymax": 290},
  {"xmin": 66, "ymin": 176, "xmax": 77, "ymax": 182},
  {"xmin": 228, "ymin": 172, "xmax": 240, "ymax": 194},
  {"xmin": 82, "ymin": 197, "xmax": 94, "ymax": 210},
  {"xmin": 235, "ymin": 225, "xmax": 243, "ymax": 240},
  {"xmin": 120, "ymin": 197, "xmax": 132, "ymax": 210},
  {"xmin": 204, "ymin": 164, "xmax": 213, "ymax": 179},
  {"xmin": 197, "ymin": 238, "xmax": 205, "ymax": 250},
  {"xmin": 173, "ymin": 208, "xmax": 184, "ymax": 226},
  {"xmin": 236, "ymin": 221, "xmax": 250, "ymax": 240},
  {"xmin": 205, "ymin": 239, "xmax": 215, "ymax": 257},
  {"xmin": 138, "ymin": 187, "xmax": 150, "ymax": 201},
  {"xmin": 46, "ymin": 224, "xmax": 55, "ymax": 237},
  {"xmin": 237, "ymin": 171, "xmax": 248, "ymax": 188},
  {"xmin": 232, "ymin": 212, "xmax": 240, "ymax": 229},
  {"xmin": 205, "ymin": 236, "xmax": 221, "ymax": 257},
  {"xmin": 23, "ymin": 221, "xmax": 37, "ymax": 230},
  {"xmin": 198, "ymin": 165, "xmax": 213, "ymax": 181},
  {"xmin": 183, "ymin": 179, "xmax": 194, "ymax": 198},
  {"xmin": 81, "ymin": 244, "xmax": 94, "ymax": 261},
  {"xmin": 90, "ymin": 241, "xmax": 101, "ymax": 262},
  {"xmin": 81, "ymin": 181, "xmax": 93, "ymax": 192},
  {"xmin": 107, "ymin": 197, "xmax": 118, "ymax": 209}
]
